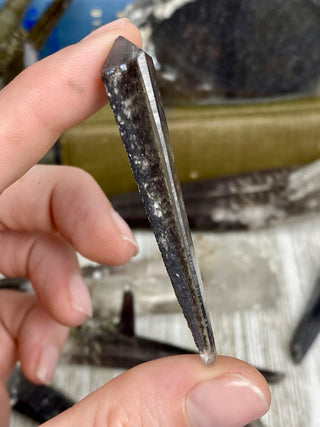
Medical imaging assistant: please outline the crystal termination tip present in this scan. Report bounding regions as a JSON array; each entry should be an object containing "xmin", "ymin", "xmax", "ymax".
[{"xmin": 200, "ymin": 348, "xmax": 217, "ymax": 366}]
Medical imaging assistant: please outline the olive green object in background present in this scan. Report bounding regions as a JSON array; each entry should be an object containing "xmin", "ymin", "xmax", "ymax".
[{"xmin": 61, "ymin": 97, "xmax": 320, "ymax": 197}]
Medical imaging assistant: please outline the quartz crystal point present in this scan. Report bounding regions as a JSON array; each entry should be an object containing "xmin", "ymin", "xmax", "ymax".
[{"xmin": 101, "ymin": 36, "xmax": 216, "ymax": 365}]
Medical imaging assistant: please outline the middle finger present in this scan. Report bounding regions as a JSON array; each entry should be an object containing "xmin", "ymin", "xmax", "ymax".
[{"xmin": 0, "ymin": 229, "xmax": 91, "ymax": 326}]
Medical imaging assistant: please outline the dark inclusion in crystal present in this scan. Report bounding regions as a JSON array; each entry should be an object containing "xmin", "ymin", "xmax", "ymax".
[{"xmin": 100, "ymin": 36, "xmax": 216, "ymax": 365}]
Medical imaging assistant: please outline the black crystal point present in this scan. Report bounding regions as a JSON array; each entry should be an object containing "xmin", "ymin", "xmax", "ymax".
[
  {"xmin": 290, "ymin": 273, "xmax": 320, "ymax": 363},
  {"xmin": 102, "ymin": 36, "xmax": 141, "ymax": 73},
  {"xmin": 101, "ymin": 36, "xmax": 216, "ymax": 364},
  {"xmin": 9, "ymin": 366, "xmax": 74, "ymax": 423}
]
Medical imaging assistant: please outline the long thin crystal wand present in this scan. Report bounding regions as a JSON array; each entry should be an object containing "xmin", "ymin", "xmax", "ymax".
[{"xmin": 100, "ymin": 36, "xmax": 217, "ymax": 365}]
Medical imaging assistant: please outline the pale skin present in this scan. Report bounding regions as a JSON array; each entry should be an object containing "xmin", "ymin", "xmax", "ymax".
[{"xmin": 0, "ymin": 19, "xmax": 271, "ymax": 426}]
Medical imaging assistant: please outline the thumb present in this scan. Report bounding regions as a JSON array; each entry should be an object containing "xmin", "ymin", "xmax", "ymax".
[{"xmin": 41, "ymin": 355, "xmax": 271, "ymax": 427}]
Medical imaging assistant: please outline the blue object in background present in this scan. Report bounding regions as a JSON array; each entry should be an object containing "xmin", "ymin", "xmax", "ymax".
[
  {"xmin": 0, "ymin": 0, "xmax": 135, "ymax": 57},
  {"xmin": 23, "ymin": 1, "xmax": 60, "ymax": 55}
]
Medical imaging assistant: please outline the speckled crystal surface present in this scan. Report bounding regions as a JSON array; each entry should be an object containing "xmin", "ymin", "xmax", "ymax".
[{"xmin": 101, "ymin": 36, "xmax": 216, "ymax": 364}]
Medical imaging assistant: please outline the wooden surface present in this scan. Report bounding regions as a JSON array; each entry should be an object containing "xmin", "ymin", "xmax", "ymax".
[{"xmin": 11, "ymin": 214, "xmax": 320, "ymax": 426}]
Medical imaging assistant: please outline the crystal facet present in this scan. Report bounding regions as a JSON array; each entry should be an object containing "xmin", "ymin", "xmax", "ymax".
[{"xmin": 101, "ymin": 36, "xmax": 216, "ymax": 364}]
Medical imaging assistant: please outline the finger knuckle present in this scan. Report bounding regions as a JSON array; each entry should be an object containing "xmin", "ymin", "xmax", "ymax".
[{"xmin": 103, "ymin": 401, "xmax": 133, "ymax": 427}]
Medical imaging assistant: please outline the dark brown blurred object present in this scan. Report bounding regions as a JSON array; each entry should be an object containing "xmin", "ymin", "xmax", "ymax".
[
  {"xmin": 0, "ymin": 0, "xmax": 32, "ymax": 87},
  {"xmin": 28, "ymin": 0, "xmax": 72, "ymax": 51},
  {"xmin": 0, "ymin": 0, "xmax": 72, "ymax": 88}
]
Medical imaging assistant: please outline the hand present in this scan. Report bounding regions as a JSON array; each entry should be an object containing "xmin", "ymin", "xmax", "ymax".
[
  {"xmin": 0, "ymin": 18, "xmax": 271, "ymax": 426},
  {"xmin": 43, "ymin": 355, "xmax": 270, "ymax": 427}
]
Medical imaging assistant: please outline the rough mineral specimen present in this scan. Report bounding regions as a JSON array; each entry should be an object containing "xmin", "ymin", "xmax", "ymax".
[{"xmin": 123, "ymin": 0, "xmax": 320, "ymax": 103}]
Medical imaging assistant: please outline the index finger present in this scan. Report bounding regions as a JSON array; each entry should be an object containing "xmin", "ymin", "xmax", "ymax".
[{"xmin": 0, "ymin": 19, "xmax": 142, "ymax": 193}]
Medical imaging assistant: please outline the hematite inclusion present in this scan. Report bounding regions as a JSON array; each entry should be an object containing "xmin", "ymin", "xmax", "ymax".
[{"xmin": 101, "ymin": 36, "xmax": 216, "ymax": 365}]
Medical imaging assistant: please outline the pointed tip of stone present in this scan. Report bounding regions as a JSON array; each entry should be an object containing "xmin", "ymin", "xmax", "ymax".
[
  {"xmin": 290, "ymin": 341, "xmax": 304, "ymax": 364},
  {"xmin": 101, "ymin": 36, "xmax": 142, "ymax": 79},
  {"xmin": 200, "ymin": 348, "xmax": 217, "ymax": 366}
]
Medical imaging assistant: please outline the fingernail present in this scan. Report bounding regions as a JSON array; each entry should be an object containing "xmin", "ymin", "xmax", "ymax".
[
  {"xmin": 110, "ymin": 210, "xmax": 139, "ymax": 255},
  {"xmin": 83, "ymin": 18, "xmax": 130, "ymax": 40},
  {"xmin": 186, "ymin": 374, "xmax": 269, "ymax": 427},
  {"xmin": 68, "ymin": 273, "xmax": 93, "ymax": 317},
  {"xmin": 37, "ymin": 344, "xmax": 60, "ymax": 385}
]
